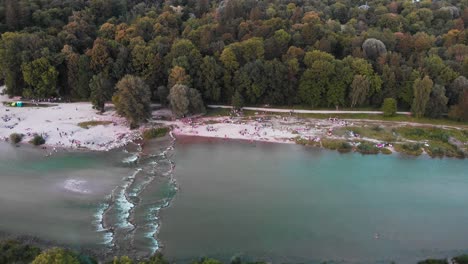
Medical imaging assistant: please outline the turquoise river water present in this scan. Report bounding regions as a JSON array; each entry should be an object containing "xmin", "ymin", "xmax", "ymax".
[{"xmin": 0, "ymin": 138, "xmax": 468, "ymax": 263}]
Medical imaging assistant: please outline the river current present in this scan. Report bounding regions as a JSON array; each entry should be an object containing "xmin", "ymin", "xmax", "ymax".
[{"xmin": 0, "ymin": 137, "xmax": 467, "ymax": 263}]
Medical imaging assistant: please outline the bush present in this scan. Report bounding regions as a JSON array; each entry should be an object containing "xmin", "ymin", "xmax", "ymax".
[
  {"xmin": 453, "ymin": 254, "xmax": 468, "ymax": 264},
  {"xmin": 143, "ymin": 127, "xmax": 169, "ymax": 140},
  {"xmin": 417, "ymin": 259, "xmax": 447, "ymax": 264},
  {"xmin": 77, "ymin": 121, "xmax": 112, "ymax": 129},
  {"xmin": 30, "ymin": 134, "xmax": 46, "ymax": 146},
  {"xmin": 337, "ymin": 142, "xmax": 353, "ymax": 153},
  {"xmin": 425, "ymin": 142, "xmax": 464, "ymax": 158},
  {"xmin": 322, "ymin": 139, "xmax": 346, "ymax": 150},
  {"xmin": 0, "ymin": 240, "xmax": 41, "ymax": 264},
  {"xmin": 9, "ymin": 133, "xmax": 23, "ymax": 144},
  {"xmin": 394, "ymin": 143, "xmax": 423, "ymax": 156},
  {"xmin": 382, "ymin": 98, "xmax": 397, "ymax": 117},
  {"xmin": 381, "ymin": 148, "xmax": 392, "ymax": 155},
  {"xmin": 356, "ymin": 141, "xmax": 380, "ymax": 154}
]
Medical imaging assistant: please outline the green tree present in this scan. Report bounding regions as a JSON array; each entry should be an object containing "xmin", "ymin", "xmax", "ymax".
[
  {"xmin": 156, "ymin": 86, "xmax": 169, "ymax": 106},
  {"xmin": 232, "ymin": 90, "xmax": 244, "ymax": 109},
  {"xmin": 21, "ymin": 57, "xmax": 58, "ymax": 98},
  {"xmin": 299, "ymin": 51, "xmax": 337, "ymax": 107},
  {"xmin": 0, "ymin": 32, "xmax": 24, "ymax": 96},
  {"xmin": 382, "ymin": 98, "xmax": 397, "ymax": 117},
  {"xmin": 32, "ymin": 248, "xmax": 79, "ymax": 264},
  {"xmin": 349, "ymin": 75, "xmax": 370, "ymax": 108},
  {"xmin": 199, "ymin": 56, "xmax": 222, "ymax": 102},
  {"xmin": 168, "ymin": 84, "xmax": 205, "ymax": 118},
  {"xmin": 412, "ymin": 76, "xmax": 433, "ymax": 118},
  {"xmin": 87, "ymin": 38, "xmax": 111, "ymax": 74},
  {"xmin": 62, "ymin": 45, "xmax": 80, "ymax": 97},
  {"xmin": 425, "ymin": 84, "xmax": 448, "ymax": 118},
  {"xmin": 113, "ymin": 256, "xmax": 133, "ymax": 264},
  {"xmin": 382, "ymin": 65, "xmax": 397, "ymax": 99},
  {"xmin": 449, "ymin": 89, "xmax": 468, "ymax": 121},
  {"xmin": 139, "ymin": 253, "xmax": 169, "ymax": 264},
  {"xmin": 112, "ymin": 75, "xmax": 152, "ymax": 128},
  {"xmin": 447, "ymin": 76, "xmax": 468, "ymax": 105},
  {"xmin": 76, "ymin": 55, "xmax": 93, "ymax": 99},
  {"xmin": 220, "ymin": 47, "xmax": 239, "ymax": 102},
  {"xmin": 362, "ymin": 38, "xmax": 387, "ymax": 61},
  {"xmin": 90, "ymin": 73, "xmax": 112, "ymax": 112},
  {"xmin": 0, "ymin": 240, "xmax": 41, "ymax": 264},
  {"xmin": 168, "ymin": 66, "xmax": 191, "ymax": 89},
  {"xmin": 168, "ymin": 84, "xmax": 190, "ymax": 118},
  {"xmin": 188, "ymin": 88, "xmax": 206, "ymax": 115}
]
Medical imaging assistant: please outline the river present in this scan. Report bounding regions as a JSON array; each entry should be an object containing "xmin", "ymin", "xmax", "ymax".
[
  {"xmin": 0, "ymin": 138, "xmax": 467, "ymax": 263},
  {"xmin": 159, "ymin": 138, "xmax": 468, "ymax": 264}
]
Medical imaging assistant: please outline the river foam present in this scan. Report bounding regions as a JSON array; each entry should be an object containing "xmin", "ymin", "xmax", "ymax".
[{"xmin": 63, "ymin": 179, "xmax": 91, "ymax": 194}]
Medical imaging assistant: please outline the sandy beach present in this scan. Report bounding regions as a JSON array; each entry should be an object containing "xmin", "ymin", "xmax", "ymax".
[
  {"xmin": 0, "ymin": 92, "xmax": 140, "ymax": 151},
  {"xmin": 1, "ymin": 87, "xmax": 465, "ymax": 157}
]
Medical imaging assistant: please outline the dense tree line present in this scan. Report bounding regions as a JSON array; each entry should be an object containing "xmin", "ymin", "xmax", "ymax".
[
  {"xmin": 2, "ymin": 239, "xmax": 468, "ymax": 264},
  {"xmin": 0, "ymin": 0, "xmax": 467, "ymax": 121}
]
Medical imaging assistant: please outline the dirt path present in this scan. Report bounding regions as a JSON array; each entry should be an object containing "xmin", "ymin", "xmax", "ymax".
[{"xmin": 207, "ymin": 105, "xmax": 411, "ymax": 115}]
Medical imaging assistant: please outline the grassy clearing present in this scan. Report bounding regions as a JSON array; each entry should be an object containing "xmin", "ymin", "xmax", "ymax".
[
  {"xmin": 294, "ymin": 113, "xmax": 468, "ymax": 127},
  {"xmin": 394, "ymin": 143, "xmax": 423, "ymax": 156},
  {"xmin": 207, "ymin": 107, "xmax": 468, "ymax": 127},
  {"xmin": 394, "ymin": 126, "xmax": 466, "ymax": 158},
  {"xmin": 78, "ymin": 121, "xmax": 113, "ymax": 129},
  {"xmin": 395, "ymin": 126, "xmax": 468, "ymax": 142},
  {"xmin": 143, "ymin": 127, "xmax": 169, "ymax": 140},
  {"xmin": 321, "ymin": 139, "xmax": 353, "ymax": 153},
  {"xmin": 335, "ymin": 125, "xmax": 397, "ymax": 142},
  {"xmin": 203, "ymin": 119, "xmax": 221, "ymax": 125},
  {"xmin": 204, "ymin": 108, "xmax": 231, "ymax": 117},
  {"xmin": 2, "ymin": 101, "xmax": 54, "ymax": 108},
  {"xmin": 424, "ymin": 141, "xmax": 464, "ymax": 158}
]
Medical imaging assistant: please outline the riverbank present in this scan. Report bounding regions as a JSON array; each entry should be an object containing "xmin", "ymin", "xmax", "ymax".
[
  {"xmin": 1, "ymin": 89, "xmax": 466, "ymax": 158},
  {"xmin": 0, "ymin": 93, "xmax": 141, "ymax": 151},
  {"xmin": 154, "ymin": 110, "xmax": 468, "ymax": 159}
]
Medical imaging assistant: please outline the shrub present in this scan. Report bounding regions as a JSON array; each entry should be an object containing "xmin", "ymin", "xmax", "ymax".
[
  {"xmin": 425, "ymin": 142, "xmax": 464, "ymax": 158},
  {"xmin": 322, "ymin": 139, "xmax": 346, "ymax": 150},
  {"xmin": 9, "ymin": 133, "xmax": 23, "ymax": 144},
  {"xmin": 337, "ymin": 142, "xmax": 353, "ymax": 153},
  {"xmin": 143, "ymin": 127, "xmax": 169, "ymax": 140},
  {"xmin": 382, "ymin": 98, "xmax": 397, "ymax": 117},
  {"xmin": 381, "ymin": 148, "xmax": 392, "ymax": 155},
  {"xmin": 30, "ymin": 134, "xmax": 45, "ymax": 146},
  {"xmin": 417, "ymin": 259, "xmax": 447, "ymax": 264},
  {"xmin": 453, "ymin": 254, "xmax": 468, "ymax": 264},
  {"xmin": 77, "ymin": 121, "xmax": 112, "ymax": 129},
  {"xmin": 0, "ymin": 240, "xmax": 41, "ymax": 264},
  {"xmin": 356, "ymin": 141, "xmax": 380, "ymax": 154},
  {"xmin": 394, "ymin": 143, "xmax": 423, "ymax": 156}
]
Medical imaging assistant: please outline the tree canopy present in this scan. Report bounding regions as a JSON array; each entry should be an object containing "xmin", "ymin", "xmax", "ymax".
[{"xmin": 0, "ymin": 0, "xmax": 465, "ymax": 120}]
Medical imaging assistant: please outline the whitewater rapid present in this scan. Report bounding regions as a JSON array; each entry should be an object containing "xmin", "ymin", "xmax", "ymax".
[{"xmin": 93, "ymin": 132, "xmax": 178, "ymax": 256}]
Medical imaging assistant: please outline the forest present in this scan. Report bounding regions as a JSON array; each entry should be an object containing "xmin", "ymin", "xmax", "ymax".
[{"xmin": 0, "ymin": 0, "xmax": 467, "ymax": 121}]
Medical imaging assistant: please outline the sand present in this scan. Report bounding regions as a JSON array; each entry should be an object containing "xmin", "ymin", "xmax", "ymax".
[{"xmin": 0, "ymin": 92, "xmax": 140, "ymax": 151}]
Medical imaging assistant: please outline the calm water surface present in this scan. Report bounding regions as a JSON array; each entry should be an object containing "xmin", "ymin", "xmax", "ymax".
[
  {"xmin": 159, "ymin": 139, "xmax": 468, "ymax": 264},
  {"xmin": 1, "ymin": 139, "xmax": 468, "ymax": 263}
]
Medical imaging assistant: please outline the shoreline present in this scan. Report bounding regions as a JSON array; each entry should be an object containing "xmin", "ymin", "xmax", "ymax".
[
  {"xmin": 1, "ymin": 91, "xmax": 142, "ymax": 152},
  {"xmin": 1, "ymin": 87, "xmax": 466, "ymax": 158},
  {"xmin": 157, "ymin": 114, "xmax": 467, "ymax": 159}
]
